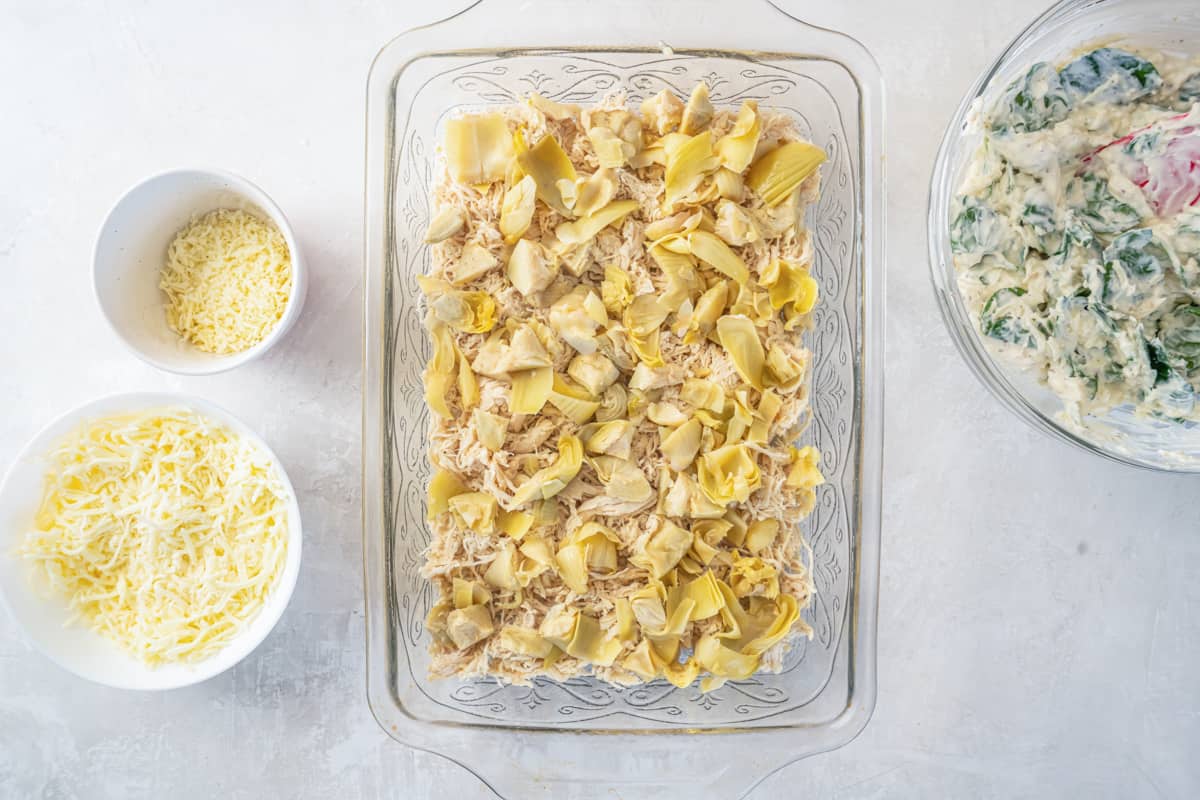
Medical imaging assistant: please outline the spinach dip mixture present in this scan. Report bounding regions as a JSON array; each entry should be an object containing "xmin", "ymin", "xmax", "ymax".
[{"xmin": 952, "ymin": 46, "xmax": 1200, "ymax": 423}]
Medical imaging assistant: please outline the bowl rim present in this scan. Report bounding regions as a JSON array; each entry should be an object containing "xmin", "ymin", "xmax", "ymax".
[
  {"xmin": 0, "ymin": 391, "xmax": 304, "ymax": 690},
  {"xmin": 91, "ymin": 166, "xmax": 306, "ymax": 377},
  {"xmin": 926, "ymin": 0, "xmax": 1200, "ymax": 473}
]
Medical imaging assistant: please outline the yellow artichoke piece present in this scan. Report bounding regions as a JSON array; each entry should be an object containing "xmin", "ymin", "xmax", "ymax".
[
  {"xmin": 590, "ymin": 455, "xmax": 655, "ymax": 505},
  {"xmin": 748, "ymin": 390, "xmax": 782, "ymax": 444},
  {"xmin": 716, "ymin": 314, "xmax": 765, "ymax": 389},
  {"xmin": 444, "ymin": 113, "xmax": 513, "ymax": 186},
  {"xmin": 581, "ymin": 419, "xmax": 635, "ymax": 459},
  {"xmin": 765, "ymin": 344, "xmax": 808, "ymax": 391},
  {"xmin": 664, "ymin": 130, "xmax": 720, "ymax": 208},
  {"xmin": 424, "ymin": 324, "xmax": 457, "ymax": 418},
  {"xmin": 650, "ymin": 246, "xmax": 702, "ymax": 309},
  {"xmin": 662, "ymin": 656, "xmax": 701, "ymax": 688},
  {"xmin": 444, "ymin": 242, "xmax": 499, "ymax": 286},
  {"xmin": 697, "ymin": 444, "xmax": 762, "ymax": 507},
  {"xmin": 627, "ymin": 328, "xmax": 663, "ymax": 368},
  {"xmin": 446, "ymin": 604, "xmax": 494, "ymax": 650},
  {"xmin": 641, "ymin": 89, "xmax": 684, "ymax": 136},
  {"xmin": 730, "ymin": 554, "xmax": 780, "ymax": 599},
  {"xmin": 741, "ymin": 594, "xmax": 801, "ymax": 656},
  {"xmin": 519, "ymin": 534, "xmax": 556, "ymax": 570},
  {"xmin": 714, "ymin": 199, "xmax": 759, "ymax": 246},
  {"xmin": 427, "ymin": 467, "xmax": 467, "ymax": 519},
  {"xmin": 644, "ymin": 209, "xmax": 704, "ymax": 243},
  {"xmin": 497, "ymin": 325, "xmax": 552, "ymax": 372},
  {"xmin": 454, "ymin": 342, "xmax": 479, "ymax": 411},
  {"xmin": 588, "ymin": 126, "xmax": 632, "ymax": 168},
  {"xmin": 470, "ymin": 331, "xmax": 508, "ymax": 378},
  {"xmin": 675, "ymin": 282, "xmax": 729, "ymax": 344},
  {"xmin": 424, "ymin": 206, "xmax": 467, "ymax": 243},
  {"xmin": 499, "ymin": 175, "xmax": 537, "ymax": 244},
  {"xmin": 761, "ymin": 258, "xmax": 819, "ymax": 319},
  {"xmin": 527, "ymin": 92, "xmax": 578, "ymax": 121},
  {"xmin": 694, "ymin": 633, "xmax": 759, "ymax": 680},
  {"xmin": 715, "ymin": 100, "xmax": 761, "ymax": 173},
  {"xmin": 661, "ymin": 417, "xmax": 702, "ymax": 472},
  {"xmin": 622, "ymin": 639, "xmax": 660, "ymax": 680},
  {"xmin": 729, "ymin": 282, "xmax": 775, "ymax": 326},
  {"xmin": 680, "ymin": 378, "xmax": 725, "ymax": 413},
  {"xmin": 497, "ymin": 509, "xmax": 535, "ymax": 540},
  {"xmin": 600, "ymin": 264, "xmax": 635, "ymax": 316},
  {"xmin": 507, "ymin": 239, "xmax": 558, "ymax": 298},
  {"xmin": 714, "ymin": 168, "xmax": 745, "ymax": 202},
  {"xmin": 555, "ymin": 541, "xmax": 589, "ymax": 593},
  {"xmin": 420, "ymin": 277, "xmax": 499, "ymax": 334},
  {"xmin": 473, "ymin": 409, "xmax": 508, "ymax": 451},
  {"xmin": 452, "ymin": 577, "xmax": 491, "ymax": 609},
  {"xmin": 567, "ymin": 613, "xmax": 624, "ymax": 667},
  {"xmin": 648, "ymin": 402, "xmax": 689, "ymax": 428},
  {"xmin": 786, "ymin": 445, "xmax": 825, "ymax": 490},
  {"xmin": 725, "ymin": 391, "xmax": 754, "ymax": 445},
  {"xmin": 547, "ymin": 374, "xmax": 600, "ymax": 424},
  {"xmin": 636, "ymin": 519, "xmax": 693, "ymax": 578},
  {"xmin": 509, "ymin": 366, "xmax": 552, "ymax": 415},
  {"xmin": 693, "ymin": 518, "xmax": 733, "ymax": 546},
  {"xmin": 595, "ymin": 383, "xmax": 628, "ymax": 422},
  {"xmin": 549, "ymin": 286, "xmax": 603, "ymax": 355},
  {"xmin": 723, "ymin": 509, "xmax": 749, "ymax": 548},
  {"xmin": 510, "ymin": 435, "xmax": 583, "ymax": 506},
  {"xmin": 484, "ymin": 541, "xmax": 520, "ymax": 591},
  {"xmin": 623, "ymin": 293, "xmax": 671, "ymax": 337},
  {"xmin": 747, "ymin": 140, "xmax": 826, "ymax": 207},
  {"xmin": 679, "ymin": 82, "xmax": 714, "ymax": 135},
  {"xmin": 573, "ymin": 168, "xmax": 618, "ymax": 218},
  {"xmin": 555, "ymin": 178, "xmax": 577, "ymax": 213},
  {"xmin": 568, "ymin": 352, "xmax": 620, "ymax": 397},
  {"xmin": 688, "ymin": 230, "xmax": 749, "ymax": 284},
  {"xmin": 516, "ymin": 131, "xmax": 577, "ymax": 216},
  {"xmin": 745, "ymin": 519, "xmax": 780, "ymax": 553},
  {"xmin": 448, "ymin": 491, "xmax": 498, "ymax": 535},
  {"xmin": 615, "ymin": 598, "xmax": 637, "ymax": 643},
  {"xmin": 499, "ymin": 625, "xmax": 555, "ymax": 657},
  {"xmin": 662, "ymin": 472, "xmax": 727, "ymax": 519},
  {"xmin": 554, "ymin": 199, "xmax": 639, "ymax": 249},
  {"xmin": 681, "ymin": 570, "xmax": 727, "ymax": 620}
]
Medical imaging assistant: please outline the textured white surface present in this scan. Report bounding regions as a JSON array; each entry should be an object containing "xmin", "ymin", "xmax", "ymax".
[{"xmin": 1, "ymin": 1, "xmax": 1198, "ymax": 798}]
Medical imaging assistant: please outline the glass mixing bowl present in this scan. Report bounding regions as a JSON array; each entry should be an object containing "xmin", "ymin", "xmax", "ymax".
[
  {"xmin": 928, "ymin": 0, "xmax": 1200, "ymax": 471},
  {"xmin": 362, "ymin": 0, "xmax": 884, "ymax": 796}
]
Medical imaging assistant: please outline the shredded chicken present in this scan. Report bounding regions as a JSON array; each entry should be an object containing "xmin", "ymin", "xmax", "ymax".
[{"xmin": 418, "ymin": 87, "xmax": 827, "ymax": 689}]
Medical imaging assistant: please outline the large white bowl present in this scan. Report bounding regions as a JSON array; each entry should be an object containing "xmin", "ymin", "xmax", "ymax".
[
  {"xmin": 93, "ymin": 168, "xmax": 307, "ymax": 375},
  {"xmin": 0, "ymin": 393, "xmax": 303, "ymax": 690}
]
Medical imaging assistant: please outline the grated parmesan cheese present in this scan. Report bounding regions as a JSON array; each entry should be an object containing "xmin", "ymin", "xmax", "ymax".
[
  {"xmin": 19, "ymin": 408, "xmax": 290, "ymax": 666},
  {"xmin": 160, "ymin": 208, "xmax": 292, "ymax": 355}
]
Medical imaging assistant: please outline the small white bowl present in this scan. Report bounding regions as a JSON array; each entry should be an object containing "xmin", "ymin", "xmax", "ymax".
[
  {"xmin": 0, "ymin": 392, "xmax": 303, "ymax": 690},
  {"xmin": 93, "ymin": 169, "xmax": 307, "ymax": 375}
]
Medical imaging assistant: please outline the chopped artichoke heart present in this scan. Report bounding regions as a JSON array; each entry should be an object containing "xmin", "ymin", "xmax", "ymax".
[
  {"xmin": 747, "ymin": 141, "xmax": 826, "ymax": 207},
  {"xmin": 679, "ymin": 82, "xmax": 714, "ymax": 135},
  {"xmin": 601, "ymin": 264, "xmax": 635, "ymax": 315},
  {"xmin": 745, "ymin": 519, "xmax": 780, "ymax": 553},
  {"xmin": 730, "ymin": 554, "xmax": 780, "ymax": 599},
  {"xmin": 581, "ymin": 419, "xmax": 636, "ymax": 459},
  {"xmin": 427, "ymin": 468, "xmax": 468, "ymax": 518},
  {"xmin": 555, "ymin": 199, "xmax": 639, "ymax": 248},
  {"xmin": 444, "ymin": 113, "xmax": 513, "ymax": 185},
  {"xmin": 509, "ymin": 366, "xmax": 553, "ymax": 414},
  {"xmin": 527, "ymin": 93, "xmax": 579, "ymax": 120},
  {"xmin": 697, "ymin": 444, "xmax": 762, "ymax": 507},
  {"xmin": 715, "ymin": 100, "xmax": 761, "ymax": 173},
  {"xmin": 787, "ymin": 445, "xmax": 825, "ymax": 490},
  {"xmin": 484, "ymin": 541, "xmax": 520, "ymax": 590},
  {"xmin": 762, "ymin": 258, "xmax": 819, "ymax": 319},
  {"xmin": 499, "ymin": 625, "xmax": 555, "ymax": 657},
  {"xmin": 500, "ymin": 175, "xmax": 537, "ymax": 243},
  {"xmin": 694, "ymin": 633, "xmax": 759, "ymax": 680},
  {"xmin": 716, "ymin": 314, "xmax": 766, "ymax": 389},
  {"xmin": 637, "ymin": 520, "xmax": 693, "ymax": 578},
  {"xmin": 446, "ymin": 604, "xmax": 495, "ymax": 650},
  {"xmin": 507, "ymin": 239, "xmax": 558, "ymax": 298},
  {"xmin": 568, "ymin": 352, "xmax": 620, "ymax": 397},
  {"xmin": 714, "ymin": 199, "xmax": 759, "ymax": 246},
  {"xmin": 425, "ymin": 206, "xmax": 467, "ymax": 243},
  {"xmin": 641, "ymin": 90, "xmax": 684, "ymax": 135},
  {"xmin": 665, "ymin": 130, "xmax": 720, "ymax": 207},
  {"xmin": 765, "ymin": 345, "xmax": 806, "ymax": 390},
  {"xmin": 574, "ymin": 168, "xmax": 618, "ymax": 217},
  {"xmin": 424, "ymin": 324, "xmax": 457, "ymax": 418},
  {"xmin": 590, "ymin": 455, "xmax": 654, "ymax": 504},
  {"xmin": 510, "ymin": 435, "xmax": 583, "ymax": 506},
  {"xmin": 473, "ymin": 409, "xmax": 508, "ymax": 450},
  {"xmin": 661, "ymin": 417, "xmax": 702, "ymax": 472},
  {"xmin": 687, "ymin": 230, "xmax": 749, "ymax": 284},
  {"xmin": 448, "ymin": 491, "xmax": 498, "ymax": 535},
  {"xmin": 680, "ymin": 378, "xmax": 726, "ymax": 413},
  {"xmin": 588, "ymin": 126, "xmax": 632, "ymax": 168},
  {"xmin": 516, "ymin": 131, "xmax": 578, "ymax": 216},
  {"xmin": 681, "ymin": 570, "xmax": 727, "ymax": 620},
  {"xmin": 446, "ymin": 243, "xmax": 499, "ymax": 286},
  {"xmin": 647, "ymin": 401, "xmax": 689, "ymax": 427},
  {"xmin": 547, "ymin": 374, "xmax": 601, "ymax": 424}
]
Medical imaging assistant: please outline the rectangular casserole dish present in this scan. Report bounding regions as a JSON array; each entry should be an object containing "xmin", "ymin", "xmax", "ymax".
[{"xmin": 363, "ymin": 1, "xmax": 884, "ymax": 795}]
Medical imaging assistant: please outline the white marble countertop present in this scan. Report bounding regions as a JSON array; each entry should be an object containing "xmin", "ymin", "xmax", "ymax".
[{"xmin": 2, "ymin": 1, "xmax": 1198, "ymax": 797}]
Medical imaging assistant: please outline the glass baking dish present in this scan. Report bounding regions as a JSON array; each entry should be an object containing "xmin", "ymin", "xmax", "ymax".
[{"xmin": 362, "ymin": 1, "xmax": 884, "ymax": 796}]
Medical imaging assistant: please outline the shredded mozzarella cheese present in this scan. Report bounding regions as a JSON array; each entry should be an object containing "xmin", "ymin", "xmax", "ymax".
[
  {"xmin": 20, "ymin": 408, "xmax": 290, "ymax": 666},
  {"xmin": 160, "ymin": 208, "xmax": 292, "ymax": 355}
]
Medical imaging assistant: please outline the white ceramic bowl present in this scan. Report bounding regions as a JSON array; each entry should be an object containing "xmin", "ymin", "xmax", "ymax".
[
  {"xmin": 0, "ymin": 392, "xmax": 303, "ymax": 690},
  {"xmin": 93, "ymin": 169, "xmax": 307, "ymax": 375}
]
